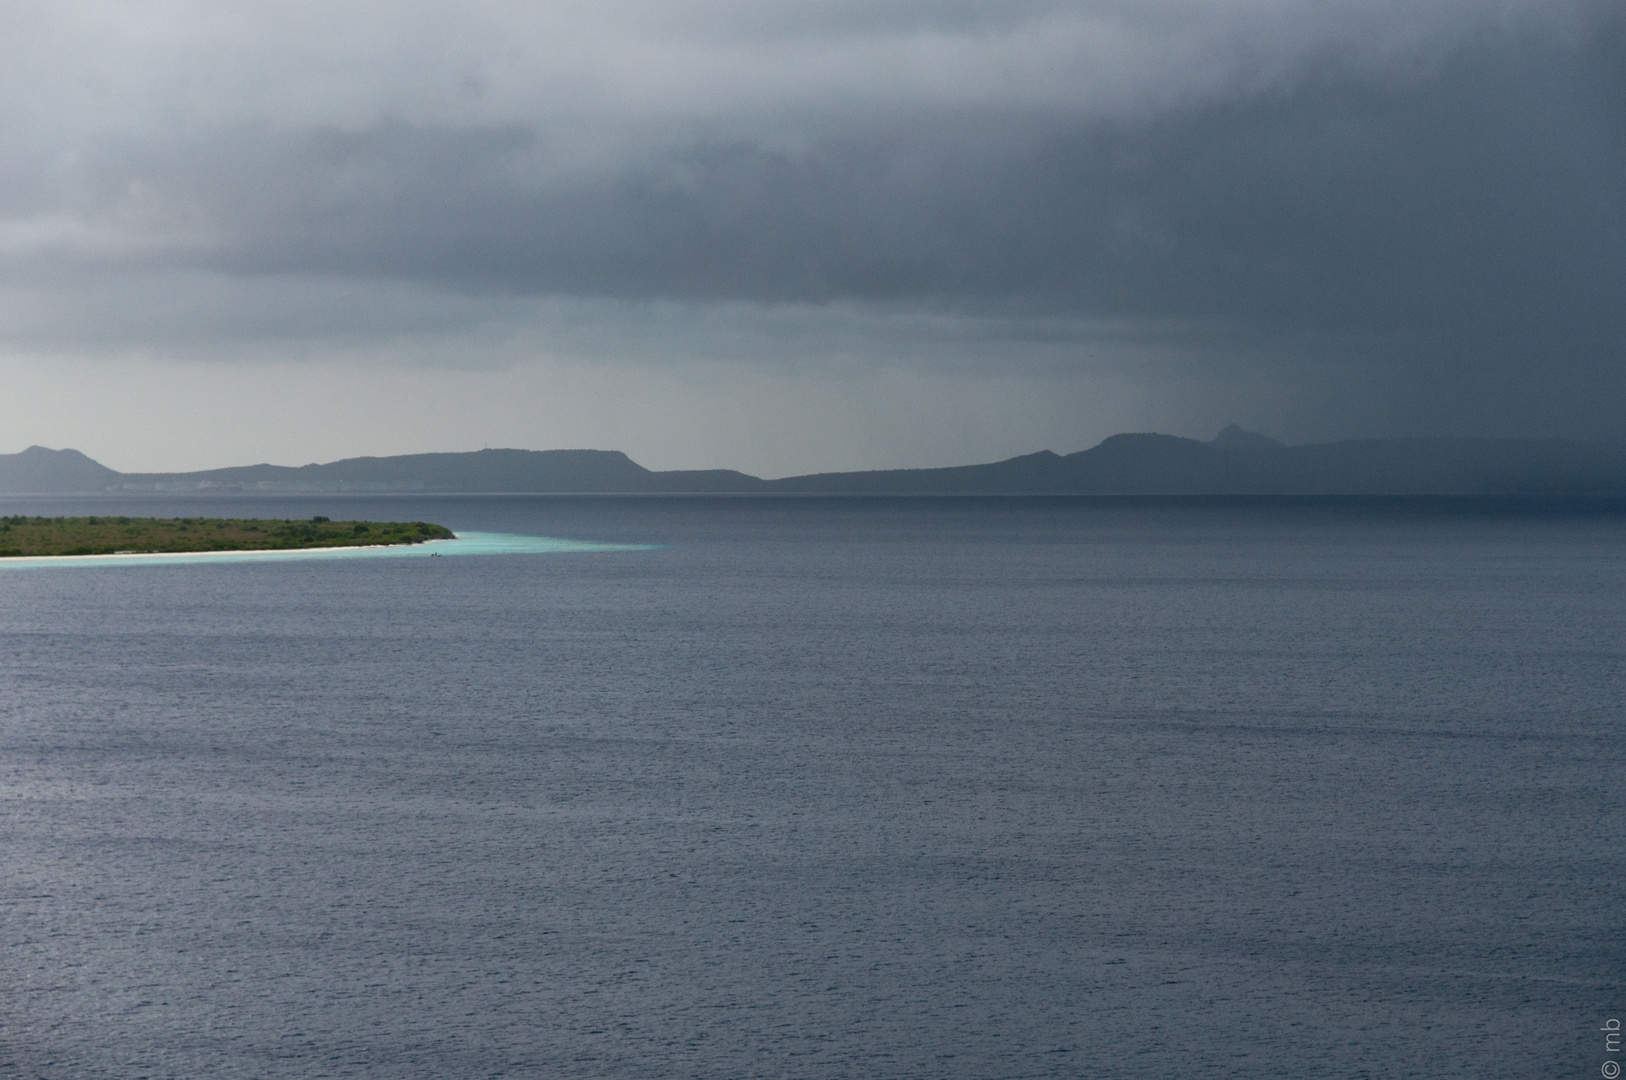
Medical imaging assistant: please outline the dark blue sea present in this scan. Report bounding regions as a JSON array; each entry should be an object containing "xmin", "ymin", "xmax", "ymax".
[{"xmin": 0, "ymin": 495, "xmax": 1620, "ymax": 1078}]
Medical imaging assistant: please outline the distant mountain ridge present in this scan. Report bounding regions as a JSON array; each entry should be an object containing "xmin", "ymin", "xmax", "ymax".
[
  {"xmin": 0, "ymin": 445, "xmax": 124, "ymax": 494},
  {"xmin": 6, "ymin": 429, "xmax": 1626, "ymax": 495}
]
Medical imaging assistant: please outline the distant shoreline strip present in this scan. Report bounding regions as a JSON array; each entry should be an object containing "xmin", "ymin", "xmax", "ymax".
[{"xmin": 0, "ymin": 531, "xmax": 657, "ymax": 569}]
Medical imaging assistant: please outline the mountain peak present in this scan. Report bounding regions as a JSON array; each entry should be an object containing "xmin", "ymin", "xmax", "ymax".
[
  {"xmin": 1209, "ymin": 424, "xmax": 1285, "ymax": 450},
  {"xmin": 20, "ymin": 444, "xmax": 94, "ymax": 459},
  {"xmin": 0, "ymin": 445, "xmax": 123, "ymax": 493}
]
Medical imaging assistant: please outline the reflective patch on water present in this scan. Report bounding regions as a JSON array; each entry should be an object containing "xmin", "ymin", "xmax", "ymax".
[{"xmin": 0, "ymin": 530, "xmax": 657, "ymax": 569}]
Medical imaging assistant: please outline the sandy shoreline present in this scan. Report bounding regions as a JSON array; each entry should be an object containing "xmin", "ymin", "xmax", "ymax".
[
  {"xmin": 0, "ymin": 531, "xmax": 656, "ymax": 569},
  {"xmin": 19, "ymin": 537, "xmax": 456, "ymax": 561},
  {"xmin": 0, "ymin": 535, "xmax": 461, "ymax": 568}
]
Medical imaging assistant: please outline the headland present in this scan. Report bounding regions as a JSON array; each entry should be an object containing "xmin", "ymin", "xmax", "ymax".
[{"xmin": 0, "ymin": 516, "xmax": 454, "ymax": 557}]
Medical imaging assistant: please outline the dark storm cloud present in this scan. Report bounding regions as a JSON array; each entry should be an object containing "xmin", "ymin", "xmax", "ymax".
[
  {"xmin": 82, "ymin": 12, "xmax": 1617, "ymax": 325},
  {"xmin": 2, "ymin": 0, "xmax": 1621, "ymax": 440}
]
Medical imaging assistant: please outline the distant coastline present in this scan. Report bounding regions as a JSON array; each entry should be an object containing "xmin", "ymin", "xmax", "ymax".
[
  {"xmin": 0, "ymin": 516, "xmax": 454, "ymax": 557},
  {"xmin": 6, "ymin": 427, "xmax": 1626, "ymax": 497}
]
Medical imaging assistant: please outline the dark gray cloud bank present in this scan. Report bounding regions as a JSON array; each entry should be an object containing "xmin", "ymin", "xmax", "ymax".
[{"xmin": 0, "ymin": 1, "xmax": 1621, "ymax": 468}]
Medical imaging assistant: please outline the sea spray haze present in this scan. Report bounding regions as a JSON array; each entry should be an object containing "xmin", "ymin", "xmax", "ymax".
[{"xmin": 0, "ymin": 494, "xmax": 1620, "ymax": 1078}]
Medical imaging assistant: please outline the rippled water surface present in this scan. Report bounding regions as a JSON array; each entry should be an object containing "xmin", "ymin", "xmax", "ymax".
[{"xmin": 0, "ymin": 495, "xmax": 1621, "ymax": 1078}]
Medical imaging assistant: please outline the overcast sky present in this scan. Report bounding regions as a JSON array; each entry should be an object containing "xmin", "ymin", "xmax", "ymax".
[{"xmin": 1, "ymin": 0, "xmax": 1620, "ymax": 474}]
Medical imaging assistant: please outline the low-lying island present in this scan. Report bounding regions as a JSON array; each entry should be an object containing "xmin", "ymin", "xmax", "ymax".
[{"xmin": 0, "ymin": 516, "xmax": 454, "ymax": 557}]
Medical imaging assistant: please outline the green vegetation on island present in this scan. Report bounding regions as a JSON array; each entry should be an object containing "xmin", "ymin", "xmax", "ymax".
[{"xmin": 0, "ymin": 515, "xmax": 455, "ymax": 557}]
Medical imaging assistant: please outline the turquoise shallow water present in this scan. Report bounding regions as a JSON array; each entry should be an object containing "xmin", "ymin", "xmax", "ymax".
[{"xmin": 0, "ymin": 530, "xmax": 656, "ymax": 569}]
